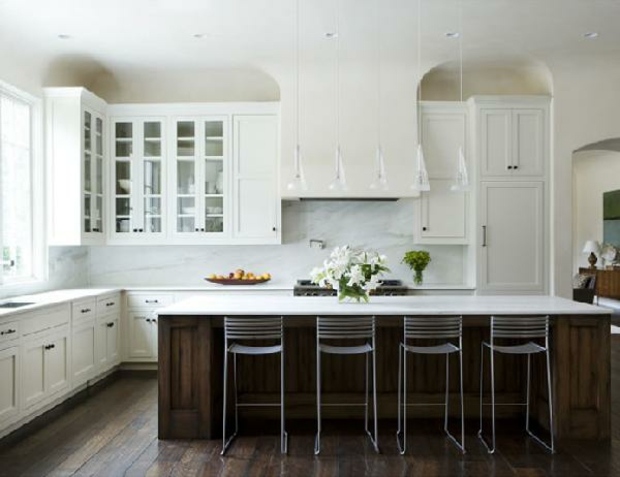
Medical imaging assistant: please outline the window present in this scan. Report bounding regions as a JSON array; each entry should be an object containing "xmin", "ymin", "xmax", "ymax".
[{"xmin": 0, "ymin": 81, "xmax": 42, "ymax": 285}]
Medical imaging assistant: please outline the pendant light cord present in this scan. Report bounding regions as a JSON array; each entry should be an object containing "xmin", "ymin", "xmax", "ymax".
[
  {"xmin": 336, "ymin": 0, "xmax": 340, "ymax": 154},
  {"xmin": 459, "ymin": 0, "xmax": 463, "ymax": 104},
  {"xmin": 377, "ymin": 0, "xmax": 381, "ymax": 150},
  {"xmin": 417, "ymin": 0, "xmax": 422, "ymax": 143},
  {"xmin": 296, "ymin": 0, "xmax": 300, "ymax": 147}
]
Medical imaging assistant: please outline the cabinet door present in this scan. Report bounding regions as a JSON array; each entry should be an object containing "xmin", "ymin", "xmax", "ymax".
[
  {"xmin": 111, "ymin": 119, "xmax": 165, "ymax": 239},
  {"xmin": 0, "ymin": 346, "xmax": 19, "ymax": 425},
  {"xmin": 479, "ymin": 182, "xmax": 545, "ymax": 293},
  {"xmin": 173, "ymin": 118, "xmax": 228, "ymax": 238},
  {"xmin": 479, "ymin": 109, "xmax": 511, "ymax": 177},
  {"xmin": 97, "ymin": 313, "xmax": 120, "ymax": 372},
  {"xmin": 72, "ymin": 321, "xmax": 96, "ymax": 386},
  {"xmin": 46, "ymin": 332, "xmax": 70, "ymax": 397},
  {"xmin": 233, "ymin": 115, "xmax": 279, "ymax": 242},
  {"xmin": 22, "ymin": 337, "xmax": 46, "ymax": 409},
  {"xmin": 512, "ymin": 109, "xmax": 544, "ymax": 176},
  {"xmin": 415, "ymin": 179, "xmax": 467, "ymax": 244},
  {"xmin": 127, "ymin": 312, "xmax": 154, "ymax": 359},
  {"xmin": 421, "ymin": 104, "xmax": 466, "ymax": 179},
  {"xmin": 83, "ymin": 110, "xmax": 105, "ymax": 236}
]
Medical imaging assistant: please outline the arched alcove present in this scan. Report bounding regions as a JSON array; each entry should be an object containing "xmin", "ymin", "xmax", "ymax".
[
  {"xmin": 419, "ymin": 59, "xmax": 552, "ymax": 100},
  {"xmin": 572, "ymin": 141, "xmax": 620, "ymax": 272}
]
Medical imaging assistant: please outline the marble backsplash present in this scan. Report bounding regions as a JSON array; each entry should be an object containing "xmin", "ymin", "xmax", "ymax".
[{"xmin": 88, "ymin": 200, "xmax": 468, "ymax": 288}]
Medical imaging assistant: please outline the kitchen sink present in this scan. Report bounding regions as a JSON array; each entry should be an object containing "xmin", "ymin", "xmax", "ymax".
[{"xmin": 0, "ymin": 301, "xmax": 34, "ymax": 309}]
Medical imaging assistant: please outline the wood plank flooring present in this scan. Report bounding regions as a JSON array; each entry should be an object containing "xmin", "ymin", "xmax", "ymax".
[{"xmin": 1, "ymin": 341, "xmax": 620, "ymax": 477}]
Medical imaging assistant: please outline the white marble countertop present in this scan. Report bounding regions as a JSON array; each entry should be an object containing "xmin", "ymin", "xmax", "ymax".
[
  {"xmin": 0, "ymin": 288, "xmax": 121, "ymax": 318},
  {"xmin": 157, "ymin": 294, "xmax": 611, "ymax": 317}
]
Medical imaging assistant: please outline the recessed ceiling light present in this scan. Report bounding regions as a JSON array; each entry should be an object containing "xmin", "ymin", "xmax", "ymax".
[
  {"xmin": 193, "ymin": 33, "xmax": 206, "ymax": 39},
  {"xmin": 57, "ymin": 34, "xmax": 72, "ymax": 40},
  {"xmin": 445, "ymin": 32, "xmax": 460, "ymax": 39},
  {"xmin": 325, "ymin": 32, "xmax": 339, "ymax": 39},
  {"xmin": 584, "ymin": 32, "xmax": 599, "ymax": 39}
]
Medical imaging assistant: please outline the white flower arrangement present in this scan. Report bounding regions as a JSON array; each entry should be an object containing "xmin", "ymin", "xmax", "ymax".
[{"xmin": 310, "ymin": 245, "xmax": 390, "ymax": 302}]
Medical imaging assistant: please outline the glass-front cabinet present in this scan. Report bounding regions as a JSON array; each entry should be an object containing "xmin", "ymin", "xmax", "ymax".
[
  {"xmin": 172, "ymin": 117, "xmax": 228, "ymax": 238},
  {"xmin": 45, "ymin": 87, "xmax": 107, "ymax": 246},
  {"xmin": 111, "ymin": 118, "xmax": 165, "ymax": 240},
  {"xmin": 83, "ymin": 111, "xmax": 104, "ymax": 235}
]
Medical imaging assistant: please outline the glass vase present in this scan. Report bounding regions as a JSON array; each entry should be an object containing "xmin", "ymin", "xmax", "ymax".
[{"xmin": 413, "ymin": 269, "xmax": 424, "ymax": 285}]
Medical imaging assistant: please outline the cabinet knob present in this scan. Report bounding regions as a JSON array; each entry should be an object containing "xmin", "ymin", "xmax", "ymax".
[
  {"xmin": 133, "ymin": 228, "xmax": 138, "ymax": 232},
  {"xmin": 145, "ymin": 299, "xmax": 159, "ymax": 304},
  {"xmin": 195, "ymin": 228, "xmax": 199, "ymax": 232},
  {"xmin": 107, "ymin": 322, "xmax": 115, "ymax": 328},
  {"xmin": 81, "ymin": 308, "xmax": 91, "ymax": 313},
  {"xmin": 422, "ymin": 226, "xmax": 427, "ymax": 231},
  {"xmin": 507, "ymin": 165, "xmax": 513, "ymax": 170},
  {"xmin": 200, "ymin": 228, "xmax": 205, "ymax": 232},
  {"xmin": 138, "ymin": 228, "xmax": 144, "ymax": 233},
  {"xmin": 272, "ymin": 227, "xmax": 276, "ymax": 232},
  {"xmin": 106, "ymin": 302, "xmax": 115, "ymax": 307},
  {"xmin": 513, "ymin": 165, "xmax": 518, "ymax": 170}
]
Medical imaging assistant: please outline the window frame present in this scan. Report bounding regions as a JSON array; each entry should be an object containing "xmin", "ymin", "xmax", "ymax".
[{"xmin": 0, "ymin": 80, "xmax": 45, "ymax": 288}]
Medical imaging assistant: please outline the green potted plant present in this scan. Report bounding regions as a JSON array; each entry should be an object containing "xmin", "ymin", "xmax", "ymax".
[{"xmin": 402, "ymin": 250, "xmax": 431, "ymax": 285}]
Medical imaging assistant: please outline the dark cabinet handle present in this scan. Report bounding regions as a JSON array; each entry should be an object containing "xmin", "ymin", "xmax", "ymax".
[
  {"xmin": 513, "ymin": 165, "xmax": 518, "ymax": 170},
  {"xmin": 145, "ymin": 299, "xmax": 159, "ymax": 304},
  {"xmin": 1, "ymin": 329, "xmax": 16, "ymax": 336},
  {"xmin": 139, "ymin": 228, "xmax": 144, "ymax": 232},
  {"xmin": 507, "ymin": 165, "xmax": 513, "ymax": 170},
  {"xmin": 152, "ymin": 319, "xmax": 157, "ymax": 324},
  {"xmin": 81, "ymin": 308, "xmax": 91, "ymax": 313},
  {"xmin": 195, "ymin": 228, "xmax": 199, "ymax": 232},
  {"xmin": 133, "ymin": 228, "xmax": 138, "ymax": 232},
  {"xmin": 107, "ymin": 322, "xmax": 115, "ymax": 328},
  {"xmin": 272, "ymin": 227, "xmax": 276, "ymax": 232},
  {"xmin": 200, "ymin": 228, "xmax": 205, "ymax": 232},
  {"xmin": 92, "ymin": 228, "xmax": 100, "ymax": 232},
  {"xmin": 482, "ymin": 225, "xmax": 487, "ymax": 247},
  {"xmin": 106, "ymin": 302, "xmax": 115, "ymax": 307},
  {"xmin": 44, "ymin": 344, "xmax": 56, "ymax": 350},
  {"xmin": 422, "ymin": 226, "xmax": 427, "ymax": 231},
  {"xmin": 145, "ymin": 318, "xmax": 151, "ymax": 323}
]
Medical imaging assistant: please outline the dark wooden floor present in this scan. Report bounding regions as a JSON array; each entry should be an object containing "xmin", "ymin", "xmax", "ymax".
[{"xmin": 1, "ymin": 341, "xmax": 620, "ymax": 477}]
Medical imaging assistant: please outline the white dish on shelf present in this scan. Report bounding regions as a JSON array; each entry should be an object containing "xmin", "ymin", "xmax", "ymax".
[
  {"xmin": 182, "ymin": 207, "xmax": 196, "ymax": 214},
  {"xmin": 118, "ymin": 179, "xmax": 131, "ymax": 193}
]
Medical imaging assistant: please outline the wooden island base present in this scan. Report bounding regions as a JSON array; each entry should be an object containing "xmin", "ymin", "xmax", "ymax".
[{"xmin": 158, "ymin": 313, "xmax": 610, "ymax": 444}]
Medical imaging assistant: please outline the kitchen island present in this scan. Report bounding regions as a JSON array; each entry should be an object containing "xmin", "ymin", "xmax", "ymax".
[{"xmin": 157, "ymin": 295, "xmax": 611, "ymax": 444}]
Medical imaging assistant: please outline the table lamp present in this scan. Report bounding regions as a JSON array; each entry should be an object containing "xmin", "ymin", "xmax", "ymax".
[{"xmin": 582, "ymin": 240, "xmax": 601, "ymax": 269}]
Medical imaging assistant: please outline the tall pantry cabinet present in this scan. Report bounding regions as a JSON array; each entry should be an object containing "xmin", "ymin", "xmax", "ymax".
[{"xmin": 473, "ymin": 96, "xmax": 549, "ymax": 294}]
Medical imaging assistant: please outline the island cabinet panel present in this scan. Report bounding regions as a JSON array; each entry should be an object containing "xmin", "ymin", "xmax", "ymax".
[
  {"xmin": 158, "ymin": 316, "xmax": 217, "ymax": 439},
  {"xmin": 158, "ymin": 311, "xmax": 610, "ymax": 443},
  {"xmin": 553, "ymin": 316, "xmax": 611, "ymax": 440}
]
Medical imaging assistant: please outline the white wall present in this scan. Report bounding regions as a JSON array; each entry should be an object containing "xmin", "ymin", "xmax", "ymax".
[
  {"xmin": 88, "ymin": 200, "xmax": 468, "ymax": 287},
  {"xmin": 572, "ymin": 150, "xmax": 620, "ymax": 270},
  {"xmin": 549, "ymin": 59, "xmax": 620, "ymax": 297}
]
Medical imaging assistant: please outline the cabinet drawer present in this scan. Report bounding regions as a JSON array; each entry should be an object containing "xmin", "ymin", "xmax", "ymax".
[
  {"xmin": 97, "ymin": 293, "xmax": 121, "ymax": 315},
  {"xmin": 21, "ymin": 304, "xmax": 70, "ymax": 336},
  {"xmin": 72, "ymin": 298, "xmax": 96, "ymax": 324},
  {"xmin": 126, "ymin": 293, "xmax": 174, "ymax": 309},
  {"xmin": 0, "ymin": 320, "xmax": 19, "ymax": 345}
]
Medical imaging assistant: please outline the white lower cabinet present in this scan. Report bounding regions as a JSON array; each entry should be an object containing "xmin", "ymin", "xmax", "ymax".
[
  {"xmin": 97, "ymin": 314, "xmax": 120, "ymax": 372},
  {"xmin": 22, "ymin": 325, "xmax": 70, "ymax": 410},
  {"xmin": 71, "ymin": 298, "xmax": 97, "ymax": 386},
  {"xmin": 0, "ymin": 345, "xmax": 20, "ymax": 427},
  {"xmin": 124, "ymin": 292, "xmax": 173, "ymax": 362},
  {"xmin": 478, "ymin": 181, "xmax": 545, "ymax": 293},
  {"xmin": 126, "ymin": 312, "xmax": 158, "ymax": 360}
]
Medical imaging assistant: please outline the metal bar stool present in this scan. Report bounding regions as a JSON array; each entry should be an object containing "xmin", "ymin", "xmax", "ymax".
[
  {"xmin": 315, "ymin": 315, "xmax": 379, "ymax": 454},
  {"xmin": 396, "ymin": 315, "xmax": 465, "ymax": 454},
  {"xmin": 478, "ymin": 315, "xmax": 554, "ymax": 454},
  {"xmin": 221, "ymin": 316, "xmax": 287, "ymax": 455}
]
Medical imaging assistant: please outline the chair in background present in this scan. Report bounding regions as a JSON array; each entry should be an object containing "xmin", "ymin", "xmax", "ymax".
[
  {"xmin": 221, "ymin": 316, "xmax": 287, "ymax": 455},
  {"xmin": 573, "ymin": 272, "xmax": 597, "ymax": 304},
  {"xmin": 478, "ymin": 315, "xmax": 554, "ymax": 454},
  {"xmin": 396, "ymin": 315, "xmax": 465, "ymax": 454},
  {"xmin": 315, "ymin": 315, "xmax": 379, "ymax": 454}
]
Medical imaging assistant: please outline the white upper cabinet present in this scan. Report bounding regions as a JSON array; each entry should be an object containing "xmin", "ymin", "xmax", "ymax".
[
  {"xmin": 421, "ymin": 102, "xmax": 467, "ymax": 179},
  {"xmin": 232, "ymin": 115, "xmax": 280, "ymax": 243},
  {"xmin": 414, "ymin": 102, "xmax": 469, "ymax": 244},
  {"xmin": 109, "ymin": 117, "xmax": 167, "ymax": 243},
  {"xmin": 474, "ymin": 97, "xmax": 548, "ymax": 178},
  {"xmin": 45, "ymin": 87, "xmax": 107, "ymax": 245},
  {"xmin": 171, "ymin": 117, "xmax": 229, "ymax": 240},
  {"xmin": 107, "ymin": 102, "xmax": 280, "ymax": 245}
]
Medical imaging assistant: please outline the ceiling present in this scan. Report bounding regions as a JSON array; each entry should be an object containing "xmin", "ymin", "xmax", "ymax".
[{"xmin": 1, "ymin": 0, "xmax": 620, "ymax": 84}]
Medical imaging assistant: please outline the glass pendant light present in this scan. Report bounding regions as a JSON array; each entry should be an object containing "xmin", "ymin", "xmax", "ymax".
[
  {"xmin": 411, "ymin": 0, "xmax": 430, "ymax": 192},
  {"xmin": 328, "ymin": 0, "xmax": 347, "ymax": 192},
  {"xmin": 450, "ymin": 0, "xmax": 470, "ymax": 192},
  {"xmin": 287, "ymin": 0, "xmax": 307, "ymax": 191},
  {"xmin": 369, "ymin": 0, "xmax": 388, "ymax": 191}
]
